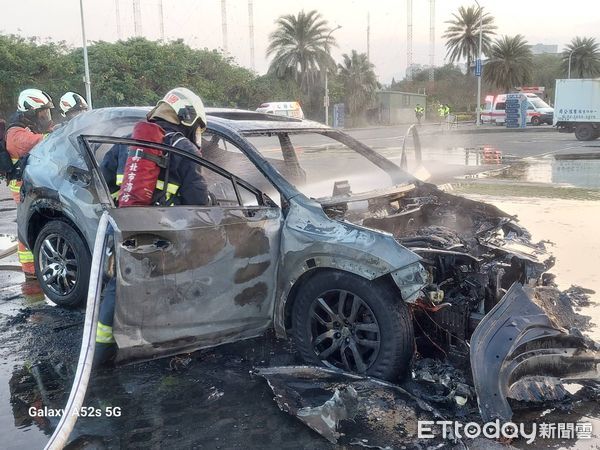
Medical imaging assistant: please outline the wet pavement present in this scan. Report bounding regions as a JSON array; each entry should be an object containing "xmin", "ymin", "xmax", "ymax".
[{"xmin": 1, "ymin": 134, "xmax": 600, "ymax": 449}]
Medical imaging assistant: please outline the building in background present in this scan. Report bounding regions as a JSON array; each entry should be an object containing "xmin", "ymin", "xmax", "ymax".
[{"xmin": 377, "ymin": 90, "xmax": 427, "ymax": 125}]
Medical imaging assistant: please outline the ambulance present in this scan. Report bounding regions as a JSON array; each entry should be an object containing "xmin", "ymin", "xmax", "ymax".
[
  {"xmin": 256, "ymin": 101, "xmax": 304, "ymax": 119},
  {"xmin": 481, "ymin": 93, "xmax": 554, "ymax": 125}
]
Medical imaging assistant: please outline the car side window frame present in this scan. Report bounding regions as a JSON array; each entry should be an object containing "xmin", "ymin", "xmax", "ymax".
[{"xmin": 78, "ymin": 135, "xmax": 277, "ymax": 209}]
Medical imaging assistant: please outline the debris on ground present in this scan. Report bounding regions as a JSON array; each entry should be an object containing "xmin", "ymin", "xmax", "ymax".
[
  {"xmin": 410, "ymin": 358, "xmax": 476, "ymax": 412},
  {"xmin": 560, "ymin": 285, "xmax": 596, "ymax": 309},
  {"xmin": 532, "ymin": 285, "xmax": 593, "ymax": 330},
  {"xmin": 256, "ymin": 365, "xmax": 466, "ymax": 449},
  {"xmin": 168, "ymin": 355, "xmax": 192, "ymax": 371}
]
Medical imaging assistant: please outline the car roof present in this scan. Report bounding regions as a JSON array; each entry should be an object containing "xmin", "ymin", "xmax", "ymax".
[
  {"xmin": 65, "ymin": 107, "xmax": 330, "ymax": 137},
  {"xmin": 205, "ymin": 108, "xmax": 327, "ymax": 135}
]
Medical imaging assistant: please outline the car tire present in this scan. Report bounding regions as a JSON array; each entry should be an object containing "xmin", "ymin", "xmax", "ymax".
[
  {"xmin": 575, "ymin": 123, "xmax": 595, "ymax": 141},
  {"xmin": 292, "ymin": 270, "xmax": 414, "ymax": 381},
  {"xmin": 34, "ymin": 220, "xmax": 91, "ymax": 307},
  {"xmin": 531, "ymin": 116, "xmax": 541, "ymax": 126}
]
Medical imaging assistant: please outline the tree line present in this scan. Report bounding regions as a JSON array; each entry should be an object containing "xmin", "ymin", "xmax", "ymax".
[
  {"xmin": 0, "ymin": 34, "xmax": 300, "ymax": 120},
  {"xmin": 0, "ymin": 10, "xmax": 378, "ymax": 126},
  {"xmin": 389, "ymin": 6, "xmax": 600, "ymax": 112},
  {"xmin": 2, "ymin": 7, "xmax": 597, "ymax": 124}
]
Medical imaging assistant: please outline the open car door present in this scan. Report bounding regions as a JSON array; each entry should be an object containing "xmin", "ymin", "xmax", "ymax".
[{"xmin": 82, "ymin": 136, "xmax": 282, "ymax": 363}]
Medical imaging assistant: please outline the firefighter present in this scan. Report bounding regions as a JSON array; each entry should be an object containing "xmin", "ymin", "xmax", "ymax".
[
  {"xmin": 94, "ymin": 87, "xmax": 210, "ymax": 367},
  {"xmin": 437, "ymin": 103, "xmax": 451, "ymax": 124},
  {"xmin": 5, "ymin": 89, "xmax": 55, "ymax": 277},
  {"xmin": 437, "ymin": 103, "xmax": 446, "ymax": 120},
  {"xmin": 100, "ymin": 87, "xmax": 209, "ymax": 206},
  {"xmin": 414, "ymin": 104, "xmax": 424, "ymax": 125},
  {"xmin": 59, "ymin": 92, "xmax": 89, "ymax": 121}
]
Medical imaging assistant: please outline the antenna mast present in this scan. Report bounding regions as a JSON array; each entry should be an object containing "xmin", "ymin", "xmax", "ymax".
[
  {"xmin": 133, "ymin": 0, "xmax": 142, "ymax": 37},
  {"xmin": 115, "ymin": 0, "xmax": 122, "ymax": 39},
  {"xmin": 158, "ymin": 0, "xmax": 165, "ymax": 41},
  {"xmin": 429, "ymin": 0, "xmax": 435, "ymax": 82},
  {"xmin": 406, "ymin": 0, "xmax": 413, "ymax": 80},
  {"xmin": 248, "ymin": 0, "xmax": 255, "ymax": 69},
  {"xmin": 221, "ymin": 0, "xmax": 229, "ymax": 53}
]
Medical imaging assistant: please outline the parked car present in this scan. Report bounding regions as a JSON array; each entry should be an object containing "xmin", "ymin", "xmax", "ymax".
[
  {"xmin": 481, "ymin": 93, "xmax": 554, "ymax": 125},
  {"xmin": 256, "ymin": 101, "xmax": 304, "ymax": 119},
  {"xmin": 17, "ymin": 108, "xmax": 598, "ymax": 418}
]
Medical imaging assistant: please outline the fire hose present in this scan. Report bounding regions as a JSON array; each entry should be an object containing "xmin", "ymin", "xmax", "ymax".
[{"xmin": 44, "ymin": 211, "xmax": 110, "ymax": 450}]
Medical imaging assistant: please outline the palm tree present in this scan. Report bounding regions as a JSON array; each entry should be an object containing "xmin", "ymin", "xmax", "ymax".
[
  {"xmin": 562, "ymin": 37, "xmax": 600, "ymax": 78},
  {"xmin": 338, "ymin": 50, "xmax": 378, "ymax": 124},
  {"xmin": 266, "ymin": 10, "xmax": 336, "ymax": 94},
  {"xmin": 484, "ymin": 35, "xmax": 532, "ymax": 92},
  {"xmin": 443, "ymin": 5, "xmax": 497, "ymax": 73}
]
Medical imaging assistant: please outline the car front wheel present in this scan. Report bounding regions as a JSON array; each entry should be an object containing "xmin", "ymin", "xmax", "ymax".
[
  {"xmin": 34, "ymin": 220, "xmax": 91, "ymax": 307},
  {"xmin": 292, "ymin": 270, "xmax": 414, "ymax": 381}
]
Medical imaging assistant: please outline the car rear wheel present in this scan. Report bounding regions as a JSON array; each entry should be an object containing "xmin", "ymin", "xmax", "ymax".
[
  {"xmin": 34, "ymin": 220, "xmax": 91, "ymax": 307},
  {"xmin": 292, "ymin": 270, "xmax": 414, "ymax": 381},
  {"xmin": 575, "ymin": 123, "xmax": 596, "ymax": 141}
]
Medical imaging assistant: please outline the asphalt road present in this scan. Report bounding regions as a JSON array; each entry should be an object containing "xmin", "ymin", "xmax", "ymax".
[{"xmin": 344, "ymin": 124, "xmax": 597, "ymax": 159}]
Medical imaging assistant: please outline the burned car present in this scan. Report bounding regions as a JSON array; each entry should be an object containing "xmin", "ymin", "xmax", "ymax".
[{"xmin": 18, "ymin": 108, "xmax": 599, "ymax": 420}]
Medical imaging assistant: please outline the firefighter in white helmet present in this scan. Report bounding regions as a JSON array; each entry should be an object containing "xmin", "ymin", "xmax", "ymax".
[
  {"xmin": 5, "ymin": 88, "xmax": 56, "ymax": 277},
  {"xmin": 59, "ymin": 92, "xmax": 89, "ymax": 121},
  {"xmin": 95, "ymin": 87, "xmax": 210, "ymax": 367}
]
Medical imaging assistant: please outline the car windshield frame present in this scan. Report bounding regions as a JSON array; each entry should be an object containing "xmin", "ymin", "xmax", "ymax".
[{"xmin": 238, "ymin": 128, "xmax": 417, "ymax": 201}]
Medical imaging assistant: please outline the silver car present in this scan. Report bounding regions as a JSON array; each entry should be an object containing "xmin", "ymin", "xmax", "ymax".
[{"xmin": 18, "ymin": 108, "xmax": 599, "ymax": 420}]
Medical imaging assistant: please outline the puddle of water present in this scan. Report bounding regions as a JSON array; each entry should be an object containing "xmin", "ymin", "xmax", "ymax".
[{"xmin": 490, "ymin": 159, "xmax": 600, "ymax": 189}]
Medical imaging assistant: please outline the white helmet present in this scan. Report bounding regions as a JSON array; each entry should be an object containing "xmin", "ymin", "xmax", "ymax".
[
  {"xmin": 148, "ymin": 87, "xmax": 207, "ymax": 131},
  {"xmin": 59, "ymin": 92, "xmax": 89, "ymax": 117},
  {"xmin": 17, "ymin": 88, "xmax": 54, "ymax": 113}
]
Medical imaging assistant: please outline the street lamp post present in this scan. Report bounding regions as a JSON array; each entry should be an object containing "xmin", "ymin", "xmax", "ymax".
[
  {"xmin": 474, "ymin": 0, "xmax": 483, "ymax": 126},
  {"xmin": 324, "ymin": 25, "xmax": 342, "ymax": 126}
]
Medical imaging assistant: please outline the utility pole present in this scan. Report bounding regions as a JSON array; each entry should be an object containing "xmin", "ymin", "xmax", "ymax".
[
  {"xmin": 474, "ymin": 0, "xmax": 483, "ymax": 126},
  {"xmin": 158, "ymin": 0, "xmax": 165, "ymax": 41},
  {"xmin": 429, "ymin": 0, "xmax": 435, "ymax": 82},
  {"xmin": 367, "ymin": 12, "xmax": 370, "ymax": 61},
  {"xmin": 79, "ymin": 0, "xmax": 92, "ymax": 109},
  {"xmin": 248, "ymin": 0, "xmax": 255, "ymax": 70},
  {"xmin": 115, "ymin": 0, "xmax": 122, "ymax": 40},
  {"xmin": 221, "ymin": 0, "xmax": 228, "ymax": 53},
  {"xmin": 406, "ymin": 0, "xmax": 413, "ymax": 81},
  {"xmin": 133, "ymin": 0, "xmax": 142, "ymax": 37}
]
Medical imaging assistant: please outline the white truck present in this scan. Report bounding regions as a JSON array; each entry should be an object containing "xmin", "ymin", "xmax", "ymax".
[{"xmin": 554, "ymin": 78, "xmax": 600, "ymax": 140}]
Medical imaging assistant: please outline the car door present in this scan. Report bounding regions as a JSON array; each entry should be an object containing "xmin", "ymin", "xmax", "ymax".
[{"xmin": 82, "ymin": 136, "xmax": 283, "ymax": 363}]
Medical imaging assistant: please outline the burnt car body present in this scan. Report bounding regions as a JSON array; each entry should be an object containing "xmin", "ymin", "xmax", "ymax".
[{"xmin": 18, "ymin": 108, "xmax": 599, "ymax": 421}]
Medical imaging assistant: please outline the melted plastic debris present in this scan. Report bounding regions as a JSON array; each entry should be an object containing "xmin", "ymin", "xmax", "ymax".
[
  {"xmin": 531, "ymin": 285, "xmax": 593, "ymax": 330},
  {"xmin": 411, "ymin": 358, "xmax": 475, "ymax": 409},
  {"xmin": 255, "ymin": 365, "xmax": 467, "ymax": 449},
  {"xmin": 560, "ymin": 285, "xmax": 596, "ymax": 309}
]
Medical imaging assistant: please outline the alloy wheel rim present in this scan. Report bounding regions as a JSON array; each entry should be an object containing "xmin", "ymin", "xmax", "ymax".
[
  {"xmin": 309, "ymin": 289, "xmax": 381, "ymax": 373},
  {"xmin": 38, "ymin": 233, "xmax": 78, "ymax": 296}
]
